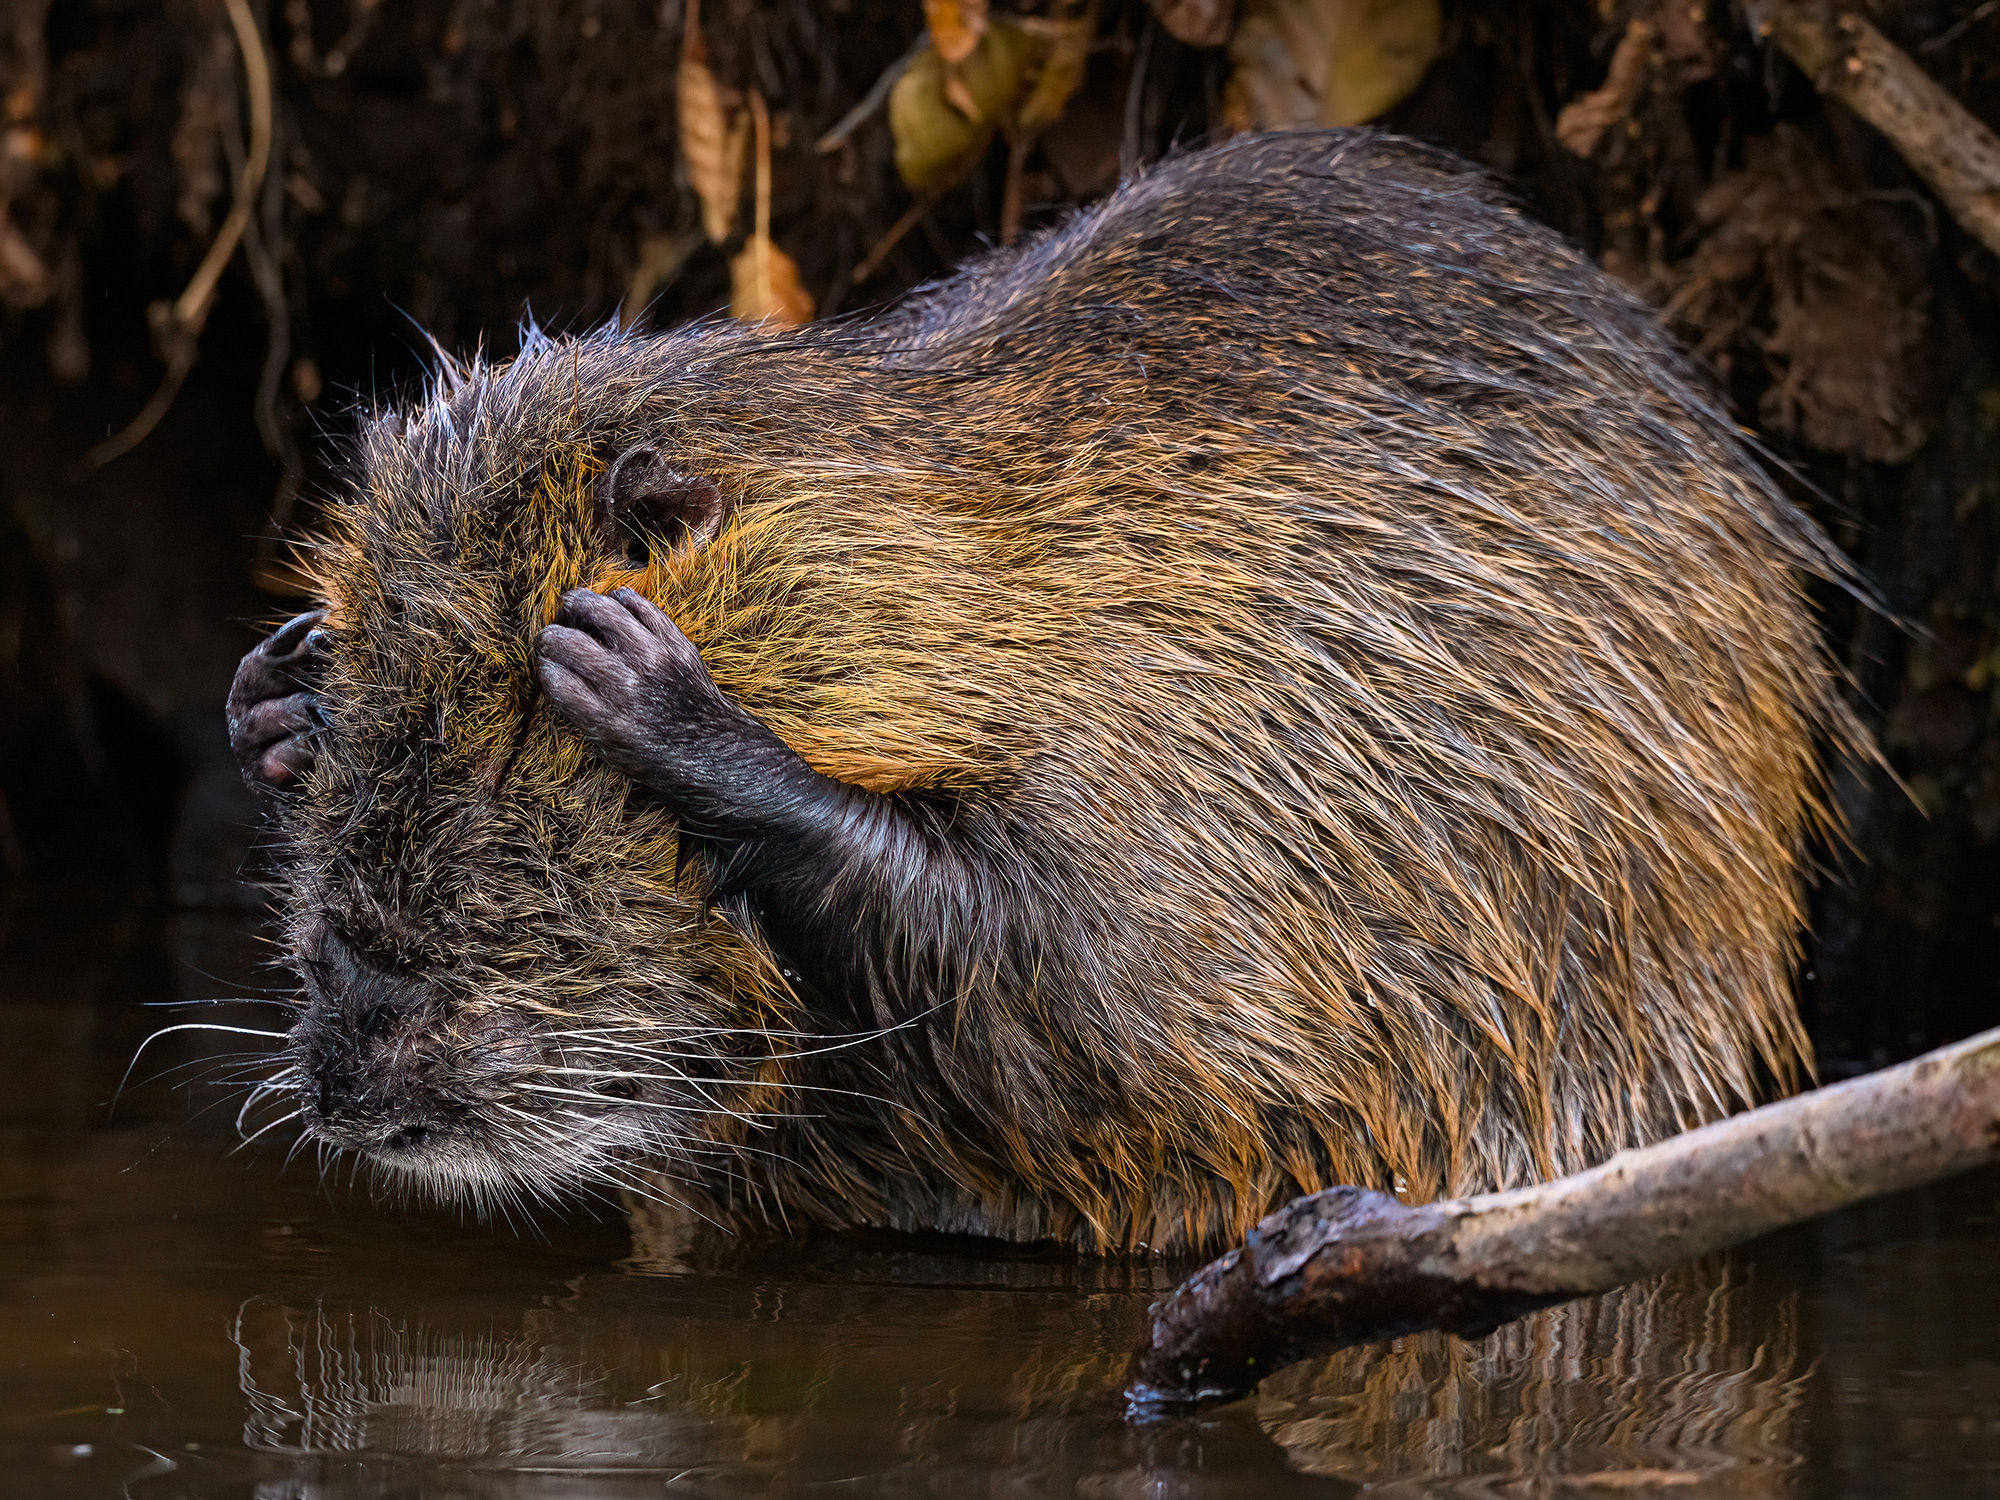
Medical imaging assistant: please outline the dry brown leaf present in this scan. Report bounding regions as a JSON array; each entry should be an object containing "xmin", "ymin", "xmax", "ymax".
[
  {"xmin": 1555, "ymin": 17, "xmax": 1656, "ymax": 158},
  {"xmin": 924, "ymin": 0, "xmax": 990, "ymax": 66},
  {"xmin": 1148, "ymin": 0, "xmax": 1236, "ymax": 48},
  {"xmin": 678, "ymin": 0, "xmax": 747, "ymax": 243},
  {"xmin": 729, "ymin": 233, "xmax": 815, "ymax": 326},
  {"xmin": 1224, "ymin": 0, "xmax": 1440, "ymax": 131},
  {"xmin": 1017, "ymin": 5, "xmax": 1096, "ymax": 137},
  {"xmin": 890, "ymin": 22, "xmax": 1038, "ymax": 195},
  {"xmin": 730, "ymin": 88, "xmax": 814, "ymax": 327}
]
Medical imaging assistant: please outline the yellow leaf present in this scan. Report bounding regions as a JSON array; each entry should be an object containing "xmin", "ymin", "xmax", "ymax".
[
  {"xmin": 678, "ymin": 0, "xmax": 748, "ymax": 243},
  {"xmin": 1321, "ymin": 0, "xmax": 1439, "ymax": 124},
  {"xmin": 729, "ymin": 234, "xmax": 815, "ymax": 326},
  {"xmin": 890, "ymin": 22, "xmax": 1038, "ymax": 196},
  {"xmin": 924, "ymin": 0, "xmax": 989, "ymax": 66},
  {"xmin": 1224, "ymin": 0, "xmax": 1440, "ymax": 131},
  {"xmin": 1017, "ymin": 5, "xmax": 1096, "ymax": 137}
]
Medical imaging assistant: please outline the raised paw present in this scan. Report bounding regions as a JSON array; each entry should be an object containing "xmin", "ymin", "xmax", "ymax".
[
  {"xmin": 536, "ymin": 587, "xmax": 782, "ymax": 818},
  {"xmin": 227, "ymin": 609, "xmax": 330, "ymax": 789},
  {"xmin": 536, "ymin": 588, "xmax": 724, "ymax": 778}
]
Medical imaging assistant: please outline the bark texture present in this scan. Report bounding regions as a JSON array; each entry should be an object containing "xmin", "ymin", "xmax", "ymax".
[
  {"xmin": 1128, "ymin": 1024, "xmax": 2000, "ymax": 1410},
  {"xmin": 1758, "ymin": 2, "xmax": 2000, "ymax": 258}
]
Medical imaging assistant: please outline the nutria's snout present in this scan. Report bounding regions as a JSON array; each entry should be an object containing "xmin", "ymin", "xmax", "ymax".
[
  {"xmin": 284, "ymin": 926, "xmax": 711, "ymax": 1202},
  {"xmin": 290, "ymin": 929, "xmax": 538, "ymax": 1171}
]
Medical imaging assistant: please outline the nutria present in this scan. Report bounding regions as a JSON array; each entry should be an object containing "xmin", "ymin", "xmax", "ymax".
[{"xmin": 228, "ymin": 131, "xmax": 1863, "ymax": 1254}]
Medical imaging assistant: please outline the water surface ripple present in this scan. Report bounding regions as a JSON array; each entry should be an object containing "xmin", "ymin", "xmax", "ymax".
[{"xmin": 3, "ymin": 909, "xmax": 1996, "ymax": 1498}]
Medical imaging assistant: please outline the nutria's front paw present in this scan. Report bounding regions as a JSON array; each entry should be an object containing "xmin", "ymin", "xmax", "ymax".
[
  {"xmin": 227, "ymin": 609, "xmax": 329, "ymax": 789},
  {"xmin": 537, "ymin": 588, "xmax": 778, "ymax": 813}
]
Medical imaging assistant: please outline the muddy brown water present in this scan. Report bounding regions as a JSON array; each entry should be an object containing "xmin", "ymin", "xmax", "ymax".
[{"xmin": 2, "ymin": 907, "xmax": 1998, "ymax": 1499}]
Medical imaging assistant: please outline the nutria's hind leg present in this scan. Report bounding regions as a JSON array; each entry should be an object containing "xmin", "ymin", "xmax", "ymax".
[{"xmin": 227, "ymin": 609, "xmax": 329, "ymax": 789}]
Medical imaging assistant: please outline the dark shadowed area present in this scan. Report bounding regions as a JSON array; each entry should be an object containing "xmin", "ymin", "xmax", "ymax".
[{"xmin": 6, "ymin": 0, "xmax": 2000, "ymax": 1492}]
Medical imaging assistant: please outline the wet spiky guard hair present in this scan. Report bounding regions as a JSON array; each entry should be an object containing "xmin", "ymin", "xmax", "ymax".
[{"xmin": 276, "ymin": 131, "xmax": 1866, "ymax": 1253}]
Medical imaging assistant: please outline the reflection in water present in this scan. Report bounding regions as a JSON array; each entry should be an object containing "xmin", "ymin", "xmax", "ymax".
[
  {"xmin": 224, "ymin": 1259, "xmax": 1810, "ymax": 1497},
  {"xmin": 1262, "ymin": 1264, "xmax": 1806, "ymax": 1495},
  {"xmin": 5, "ymin": 910, "xmax": 2000, "ymax": 1499},
  {"xmin": 234, "ymin": 1303, "xmax": 744, "ymax": 1477},
  {"xmin": 223, "ymin": 1264, "xmax": 1166, "ymax": 1499}
]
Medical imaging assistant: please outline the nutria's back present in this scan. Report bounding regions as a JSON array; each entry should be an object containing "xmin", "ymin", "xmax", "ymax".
[{"xmin": 266, "ymin": 131, "xmax": 1863, "ymax": 1253}]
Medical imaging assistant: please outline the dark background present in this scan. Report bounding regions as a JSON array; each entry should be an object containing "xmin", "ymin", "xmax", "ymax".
[{"xmin": 3, "ymin": 0, "xmax": 1996, "ymax": 1068}]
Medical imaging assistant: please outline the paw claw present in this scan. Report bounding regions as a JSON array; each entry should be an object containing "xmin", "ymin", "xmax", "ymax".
[{"xmin": 265, "ymin": 608, "xmax": 329, "ymax": 659}]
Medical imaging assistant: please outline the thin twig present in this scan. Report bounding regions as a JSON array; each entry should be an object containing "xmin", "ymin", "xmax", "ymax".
[
  {"xmin": 750, "ymin": 87, "xmax": 773, "ymax": 311},
  {"xmin": 815, "ymin": 32, "xmax": 928, "ymax": 154},
  {"xmin": 1001, "ymin": 134, "xmax": 1032, "ymax": 245},
  {"xmin": 241, "ymin": 94, "xmax": 305, "ymax": 541},
  {"xmin": 851, "ymin": 197, "xmax": 929, "ymax": 285},
  {"xmin": 1922, "ymin": 0, "xmax": 1999, "ymax": 53},
  {"xmin": 87, "ymin": 0, "xmax": 273, "ymax": 468},
  {"xmin": 1121, "ymin": 13, "xmax": 1157, "ymax": 179},
  {"xmin": 169, "ymin": 0, "xmax": 273, "ymax": 336}
]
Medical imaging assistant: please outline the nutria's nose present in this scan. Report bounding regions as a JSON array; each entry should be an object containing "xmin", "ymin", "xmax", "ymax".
[
  {"xmin": 291, "ymin": 930, "xmax": 467, "ymax": 1151},
  {"xmin": 379, "ymin": 1123, "xmax": 433, "ymax": 1151}
]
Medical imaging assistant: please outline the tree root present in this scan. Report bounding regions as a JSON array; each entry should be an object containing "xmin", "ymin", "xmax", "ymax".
[{"xmin": 86, "ymin": 0, "xmax": 273, "ymax": 469}]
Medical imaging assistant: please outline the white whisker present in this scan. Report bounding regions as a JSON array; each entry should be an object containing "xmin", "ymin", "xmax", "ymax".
[{"xmin": 229, "ymin": 1109, "xmax": 304, "ymax": 1155}]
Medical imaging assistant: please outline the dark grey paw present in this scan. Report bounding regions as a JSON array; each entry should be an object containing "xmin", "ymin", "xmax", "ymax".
[
  {"xmin": 227, "ymin": 609, "xmax": 330, "ymax": 789},
  {"xmin": 535, "ymin": 587, "xmax": 795, "ymax": 831},
  {"xmin": 536, "ymin": 587, "xmax": 727, "ymax": 779}
]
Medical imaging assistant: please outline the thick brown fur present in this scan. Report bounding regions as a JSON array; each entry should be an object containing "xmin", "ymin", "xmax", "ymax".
[{"xmin": 274, "ymin": 131, "xmax": 1866, "ymax": 1254}]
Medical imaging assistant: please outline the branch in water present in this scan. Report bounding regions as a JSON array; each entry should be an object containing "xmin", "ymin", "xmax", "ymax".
[{"xmin": 1126, "ymin": 1023, "xmax": 2000, "ymax": 1413}]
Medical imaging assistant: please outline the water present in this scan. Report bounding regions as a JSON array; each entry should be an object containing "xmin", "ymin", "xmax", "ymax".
[{"xmin": 3, "ymin": 905, "xmax": 1998, "ymax": 1499}]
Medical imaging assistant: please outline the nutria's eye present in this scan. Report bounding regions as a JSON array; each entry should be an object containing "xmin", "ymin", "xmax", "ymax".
[{"xmin": 596, "ymin": 447, "xmax": 727, "ymax": 568}]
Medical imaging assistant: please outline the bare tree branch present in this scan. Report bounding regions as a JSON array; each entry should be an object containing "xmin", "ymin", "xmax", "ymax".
[
  {"xmin": 85, "ymin": 0, "xmax": 273, "ymax": 469},
  {"xmin": 1126, "ymin": 1023, "xmax": 2000, "ymax": 1413},
  {"xmin": 1753, "ymin": 0, "xmax": 2000, "ymax": 258}
]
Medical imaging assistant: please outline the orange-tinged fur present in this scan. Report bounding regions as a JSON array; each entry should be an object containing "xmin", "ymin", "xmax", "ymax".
[{"xmin": 282, "ymin": 133, "xmax": 1866, "ymax": 1253}]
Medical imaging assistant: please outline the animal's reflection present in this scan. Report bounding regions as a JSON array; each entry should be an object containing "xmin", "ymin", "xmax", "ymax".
[
  {"xmin": 234, "ymin": 1305, "xmax": 759, "ymax": 1480},
  {"xmin": 1260, "ymin": 1260, "xmax": 1808, "ymax": 1494},
  {"xmin": 230, "ymin": 1254, "xmax": 1806, "ymax": 1496}
]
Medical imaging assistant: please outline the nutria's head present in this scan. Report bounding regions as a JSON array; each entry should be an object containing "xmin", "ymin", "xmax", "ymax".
[{"xmin": 276, "ymin": 332, "xmax": 792, "ymax": 1209}]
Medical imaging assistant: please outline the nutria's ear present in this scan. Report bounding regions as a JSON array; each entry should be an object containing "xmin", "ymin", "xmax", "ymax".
[{"xmin": 595, "ymin": 447, "xmax": 728, "ymax": 568}]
